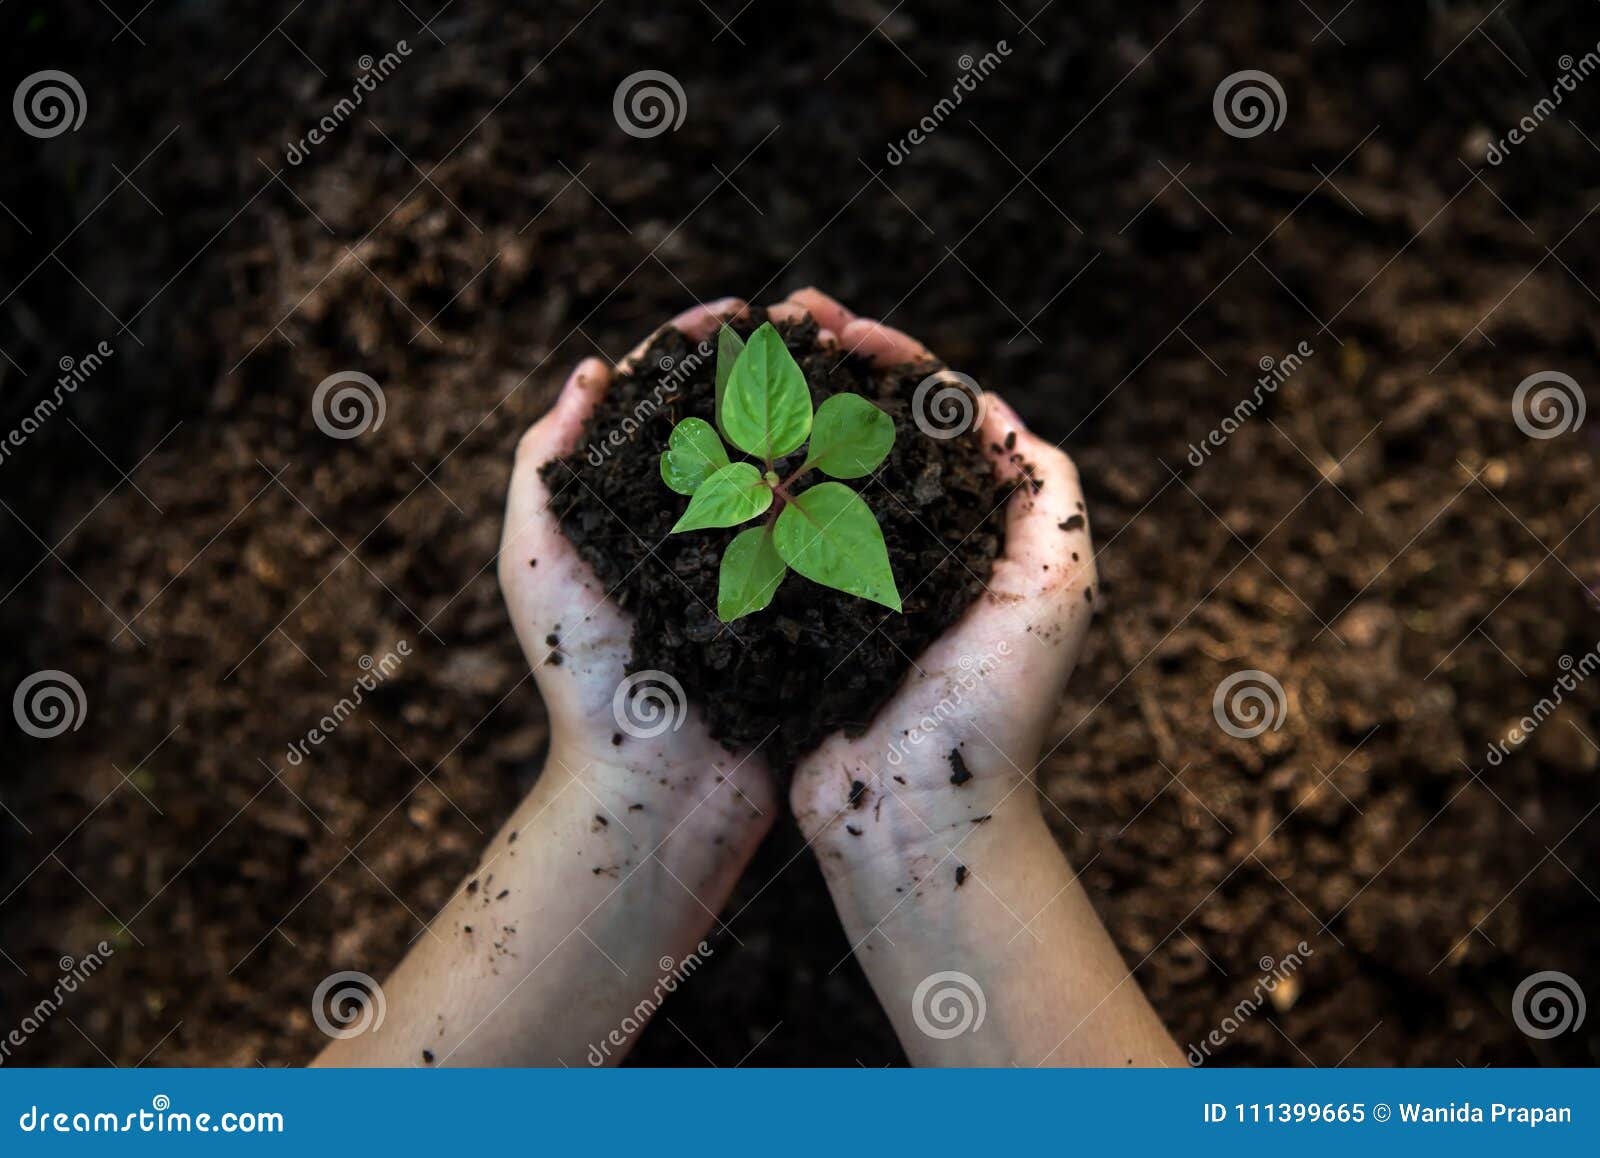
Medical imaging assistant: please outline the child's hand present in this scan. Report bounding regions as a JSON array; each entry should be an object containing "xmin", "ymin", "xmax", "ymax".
[
  {"xmin": 324, "ymin": 300, "xmax": 784, "ymax": 1068},
  {"xmin": 779, "ymin": 296, "xmax": 1096, "ymax": 858},
  {"xmin": 497, "ymin": 299, "xmax": 777, "ymax": 828},
  {"xmin": 763, "ymin": 292, "xmax": 1175, "ymax": 1067}
]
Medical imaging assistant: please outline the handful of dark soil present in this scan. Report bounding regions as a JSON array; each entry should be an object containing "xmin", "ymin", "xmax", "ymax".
[{"xmin": 540, "ymin": 313, "xmax": 1009, "ymax": 773}]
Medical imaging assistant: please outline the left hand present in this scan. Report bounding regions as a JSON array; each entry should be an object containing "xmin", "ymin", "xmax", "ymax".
[{"xmin": 497, "ymin": 298, "xmax": 779, "ymax": 833}]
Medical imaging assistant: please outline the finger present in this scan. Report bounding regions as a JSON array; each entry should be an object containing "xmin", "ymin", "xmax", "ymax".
[
  {"xmin": 765, "ymin": 301, "xmax": 808, "ymax": 326},
  {"xmin": 906, "ymin": 391, "xmax": 1093, "ymax": 698},
  {"xmin": 672, "ymin": 296, "xmax": 748, "ymax": 341},
  {"xmin": 505, "ymin": 358, "xmax": 611, "ymax": 555},
  {"xmin": 763, "ymin": 301, "xmax": 839, "ymax": 348},
  {"xmin": 500, "ymin": 360, "xmax": 635, "ymax": 712},
  {"xmin": 839, "ymin": 318, "xmax": 933, "ymax": 367},
  {"xmin": 783, "ymin": 287, "xmax": 857, "ymax": 333},
  {"xmin": 977, "ymin": 392, "xmax": 1090, "ymax": 583},
  {"xmin": 522, "ymin": 358, "xmax": 610, "ymax": 463}
]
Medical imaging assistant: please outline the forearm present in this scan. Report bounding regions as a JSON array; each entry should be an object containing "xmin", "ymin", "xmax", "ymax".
[
  {"xmin": 315, "ymin": 746, "xmax": 770, "ymax": 1067},
  {"xmin": 810, "ymin": 778, "xmax": 1182, "ymax": 1067}
]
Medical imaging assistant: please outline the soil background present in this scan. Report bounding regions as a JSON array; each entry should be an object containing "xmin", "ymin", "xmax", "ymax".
[{"xmin": 1, "ymin": 0, "xmax": 1598, "ymax": 1066}]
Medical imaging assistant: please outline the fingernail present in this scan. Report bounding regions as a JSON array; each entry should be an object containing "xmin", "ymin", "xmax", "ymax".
[{"xmin": 568, "ymin": 357, "xmax": 607, "ymax": 397}]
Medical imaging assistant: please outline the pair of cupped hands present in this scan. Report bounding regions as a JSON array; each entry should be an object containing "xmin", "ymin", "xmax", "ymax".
[
  {"xmin": 317, "ymin": 289, "xmax": 1184, "ymax": 1069},
  {"xmin": 499, "ymin": 288, "xmax": 1096, "ymax": 861}
]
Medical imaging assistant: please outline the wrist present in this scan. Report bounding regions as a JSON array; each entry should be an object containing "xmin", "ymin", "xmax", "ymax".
[
  {"xmin": 537, "ymin": 734, "xmax": 775, "ymax": 849},
  {"xmin": 478, "ymin": 741, "xmax": 773, "ymax": 957},
  {"xmin": 792, "ymin": 750, "xmax": 1046, "ymax": 898}
]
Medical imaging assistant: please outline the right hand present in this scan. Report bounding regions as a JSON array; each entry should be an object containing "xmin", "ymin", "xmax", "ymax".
[{"xmin": 772, "ymin": 296, "xmax": 1097, "ymax": 868}]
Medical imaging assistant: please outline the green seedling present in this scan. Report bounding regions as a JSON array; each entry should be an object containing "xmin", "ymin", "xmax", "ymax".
[{"xmin": 660, "ymin": 321, "xmax": 901, "ymax": 622}]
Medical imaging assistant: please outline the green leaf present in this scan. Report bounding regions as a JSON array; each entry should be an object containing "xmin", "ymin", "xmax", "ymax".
[
  {"xmin": 803, "ymin": 393, "xmax": 895, "ymax": 478},
  {"xmin": 660, "ymin": 418, "xmax": 730, "ymax": 496},
  {"xmin": 721, "ymin": 322, "xmax": 813, "ymax": 462},
  {"xmin": 713, "ymin": 326, "xmax": 745, "ymax": 438},
  {"xmin": 718, "ymin": 524, "xmax": 787, "ymax": 621},
  {"xmin": 773, "ymin": 482, "xmax": 902, "ymax": 611},
  {"xmin": 671, "ymin": 461, "xmax": 772, "ymax": 533}
]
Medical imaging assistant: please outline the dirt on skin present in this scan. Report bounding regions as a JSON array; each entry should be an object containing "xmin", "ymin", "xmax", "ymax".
[
  {"xmin": 1, "ymin": 1, "xmax": 1598, "ymax": 1068},
  {"xmin": 540, "ymin": 314, "xmax": 1008, "ymax": 773}
]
